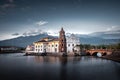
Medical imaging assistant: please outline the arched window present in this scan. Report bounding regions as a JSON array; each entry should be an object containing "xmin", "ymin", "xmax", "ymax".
[{"xmin": 56, "ymin": 44, "xmax": 57, "ymax": 47}]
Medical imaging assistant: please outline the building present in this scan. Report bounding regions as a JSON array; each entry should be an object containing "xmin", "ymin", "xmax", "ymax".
[
  {"xmin": 59, "ymin": 27, "xmax": 67, "ymax": 53},
  {"xmin": 33, "ymin": 37, "xmax": 59, "ymax": 53},
  {"xmin": 0, "ymin": 46, "xmax": 19, "ymax": 53},
  {"xmin": 25, "ymin": 44, "xmax": 34, "ymax": 53},
  {"xmin": 66, "ymin": 34, "xmax": 80, "ymax": 53},
  {"xmin": 33, "ymin": 28, "xmax": 80, "ymax": 54}
]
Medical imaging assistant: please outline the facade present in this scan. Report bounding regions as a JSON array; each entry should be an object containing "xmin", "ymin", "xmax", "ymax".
[
  {"xmin": 66, "ymin": 34, "xmax": 80, "ymax": 53},
  {"xmin": 25, "ymin": 45, "xmax": 34, "ymax": 53},
  {"xmin": 33, "ymin": 37, "xmax": 59, "ymax": 53},
  {"xmin": 33, "ymin": 28, "xmax": 80, "ymax": 54}
]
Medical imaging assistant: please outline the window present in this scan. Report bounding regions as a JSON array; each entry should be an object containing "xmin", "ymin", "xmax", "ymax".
[
  {"xmin": 68, "ymin": 44, "xmax": 70, "ymax": 47},
  {"xmin": 55, "ymin": 48, "xmax": 57, "ymax": 52},
  {"xmin": 56, "ymin": 44, "xmax": 57, "ymax": 47},
  {"xmin": 44, "ymin": 45, "xmax": 46, "ymax": 48},
  {"xmin": 52, "ymin": 45, "xmax": 54, "ymax": 47},
  {"xmin": 72, "ymin": 44, "xmax": 74, "ymax": 47}
]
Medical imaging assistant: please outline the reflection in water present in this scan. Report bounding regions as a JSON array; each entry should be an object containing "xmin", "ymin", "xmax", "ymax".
[
  {"xmin": 59, "ymin": 57, "xmax": 67, "ymax": 80},
  {"xmin": 34, "ymin": 56, "xmax": 81, "ymax": 64},
  {"xmin": 0, "ymin": 53, "xmax": 120, "ymax": 80}
]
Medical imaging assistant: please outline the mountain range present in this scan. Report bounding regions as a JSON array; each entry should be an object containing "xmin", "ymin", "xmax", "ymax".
[{"xmin": 0, "ymin": 31, "xmax": 120, "ymax": 48}]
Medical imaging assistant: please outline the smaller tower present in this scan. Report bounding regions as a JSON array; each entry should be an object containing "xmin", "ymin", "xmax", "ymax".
[{"xmin": 59, "ymin": 27, "xmax": 67, "ymax": 53}]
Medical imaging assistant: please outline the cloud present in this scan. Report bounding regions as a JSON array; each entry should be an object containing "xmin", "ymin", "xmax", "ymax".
[
  {"xmin": 22, "ymin": 29, "xmax": 46, "ymax": 36},
  {"xmin": 107, "ymin": 26, "xmax": 120, "ymax": 31},
  {"xmin": 0, "ymin": 0, "xmax": 16, "ymax": 15},
  {"xmin": 8, "ymin": 0, "xmax": 14, "ymax": 3},
  {"xmin": 0, "ymin": 3, "xmax": 15, "ymax": 9},
  {"xmin": 105, "ymin": 26, "xmax": 120, "ymax": 34},
  {"xmin": 106, "ymin": 26, "xmax": 117, "ymax": 31},
  {"xmin": 12, "ymin": 33, "xmax": 19, "ymax": 36},
  {"xmin": 0, "ymin": 0, "xmax": 15, "ymax": 9},
  {"xmin": 36, "ymin": 21, "xmax": 48, "ymax": 26}
]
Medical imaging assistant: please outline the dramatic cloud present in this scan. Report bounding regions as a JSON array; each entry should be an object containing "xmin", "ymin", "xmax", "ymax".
[
  {"xmin": 22, "ymin": 29, "xmax": 46, "ymax": 36},
  {"xmin": 0, "ymin": 3, "xmax": 15, "ymax": 9},
  {"xmin": 12, "ymin": 33, "xmax": 19, "ymax": 36},
  {"xmin": 8, "ymin": 0, "xmax": 14, "ymax": 3},
  {"xmin": 106, "ymin": 26, "xmax": 120, "ymax": 31},
  {"xmin": 36, "ymin": 21, "xmax": 48, "ymax": 26},
  {"xmin": 47, "ymin": 30, "xmax": 59, "ymax": 36},
  {"xmin": 0, "ymin": 0, "xmax": 15, "ymax": 10}
]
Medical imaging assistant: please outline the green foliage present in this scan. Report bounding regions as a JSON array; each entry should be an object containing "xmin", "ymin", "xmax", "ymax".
[{"xmin": 77, "ymin": 43, "xmax": 120, "ymax": 50}]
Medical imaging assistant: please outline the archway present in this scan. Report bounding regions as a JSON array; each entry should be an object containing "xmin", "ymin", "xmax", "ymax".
[
  {"xmin": 102, "ymin": 52, "xmax": 107, "ymax": 56},
  {"xmin": 86, "ymin": 52, "xmax": 91, "ymax": 56},
  {"xmin": 92, "ymin": 52, "xmax": 98, "ymax": 56}
]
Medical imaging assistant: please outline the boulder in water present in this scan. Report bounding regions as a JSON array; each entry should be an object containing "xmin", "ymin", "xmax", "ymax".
[{"xmin": 97, "ymin": 52, "xmax": 102, "ymax": 57}]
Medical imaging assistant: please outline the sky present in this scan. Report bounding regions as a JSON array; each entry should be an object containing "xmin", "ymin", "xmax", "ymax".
[{"xmin": 0, "ymin": 0, "xmax": 120, "ymax": 40}]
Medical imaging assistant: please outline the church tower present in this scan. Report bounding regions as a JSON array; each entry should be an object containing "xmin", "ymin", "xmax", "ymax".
[{"xmin": 59, "ymin": 27, "xmax": 67, "ymax": 53}]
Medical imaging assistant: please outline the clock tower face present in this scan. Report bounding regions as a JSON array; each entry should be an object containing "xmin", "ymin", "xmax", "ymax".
[{"xmin": 59, "ymin": 27, "xmax": 67, "ymax": 52}]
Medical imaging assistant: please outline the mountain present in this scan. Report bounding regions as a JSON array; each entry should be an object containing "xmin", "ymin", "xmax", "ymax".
[
  {"xmin": 79, "ymin": 37, "xmax": 120, "ymax": 45},
  {"xmin": 89, "ymin": 30, "xmax": 120, "ymax": 39},
  {"xmin": 0, "ymin": 32, "xmax": 120, "ymax": 48},
  {"xmin": 0, "ymin": 34, "xmax": 51, "ymax": 47}
]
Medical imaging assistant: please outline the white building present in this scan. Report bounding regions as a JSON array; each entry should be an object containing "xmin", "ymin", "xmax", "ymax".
[
  {"xmin": 66, "ymin": 34, "xmax": 80, "ymax": 53},
  {"xmin": 25, "ymin": 45, "xmax": 34, "ymax": 53}
]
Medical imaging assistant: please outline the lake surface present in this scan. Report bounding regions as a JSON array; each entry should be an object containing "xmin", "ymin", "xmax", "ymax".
[{"xmin": 0, "ymin": 53, "xmax": 120, "ymax": 80}]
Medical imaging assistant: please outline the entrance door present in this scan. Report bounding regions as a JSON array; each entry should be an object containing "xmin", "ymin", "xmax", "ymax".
[{"xmin": 55, "ymin": 48, "xmax": 57, "ymax": 52}]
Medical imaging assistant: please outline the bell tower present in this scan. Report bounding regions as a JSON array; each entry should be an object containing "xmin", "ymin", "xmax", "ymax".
[{"xmin": 59, "ymin": 27, "xmax": 67, "ymax": 53}]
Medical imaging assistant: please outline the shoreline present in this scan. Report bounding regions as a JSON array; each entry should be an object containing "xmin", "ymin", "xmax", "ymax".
[
  {"xmin": 0, "ymin": 52, "xmax": 120, "ymax": 63},
  {"xmin": 102, "ymin": 56, "xmax": 120, "ymax": 63},
  {"xmin": 24, "ymin": 53, "xmax": 80, "ymax": 57},
  {"xmin": 101, "ymin": 51, "xmax": 120, "ymax": 63},
  {"xmin": 25, "ymin": 53, "xmax": 120, "ymax": 63}
]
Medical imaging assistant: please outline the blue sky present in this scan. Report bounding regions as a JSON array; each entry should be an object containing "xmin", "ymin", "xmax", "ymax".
[{"xmin": 0, "ymin": 0, "xmax": 120, "ymax": 40}]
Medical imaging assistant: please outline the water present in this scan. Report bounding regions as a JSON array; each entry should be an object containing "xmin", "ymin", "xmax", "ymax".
[{"xmin": 0, "ymin": 53, "xmax": 120, "ymax": 80}]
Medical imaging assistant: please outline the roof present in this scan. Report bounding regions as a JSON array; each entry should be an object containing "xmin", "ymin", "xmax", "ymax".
[
  {"xmin": 42, "ymin": 36, "xmax": 54, "ymax": 39},
  {"xmin": 48, "ymin": 38, "xmax": 59, "ymax": 42},
  {"xmin": 34, "ymin": 38, "xmax": 59, "ymax": 43},
  {"xmin": 34, "ymin": 40, "xmax": 47, "ymax": 43}
]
